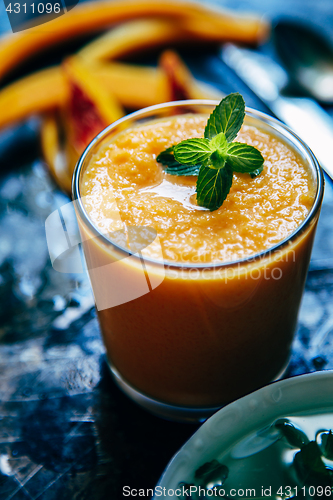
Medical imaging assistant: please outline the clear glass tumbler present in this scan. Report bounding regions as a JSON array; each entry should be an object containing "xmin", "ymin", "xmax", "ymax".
[{"xmin": 72, "ymin": 101, "xmax": 324, "ymax": 422}]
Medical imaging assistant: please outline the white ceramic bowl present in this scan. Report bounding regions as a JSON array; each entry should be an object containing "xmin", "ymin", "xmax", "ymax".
[{"xmin": 156, "ymin": 371, "xmax": 333, "ymax": 498}]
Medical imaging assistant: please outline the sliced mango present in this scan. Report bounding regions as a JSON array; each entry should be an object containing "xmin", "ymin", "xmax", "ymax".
[
  {"xmin": 63, "ymin": 57, "xmax": 123, "ymax": 152},
  {"xmin": 159, "ymin": 49, "xmax": 208, "ymax": 101},
  {"xmin": 0, "ymin": 61, "xmax": 169, "ymax": 129},
  {"xmin": 0, "ymin": 0, "xmax": 269, "ymax": 81},
  {"xmin": 93, "ymin": 61, "xmax": 170, "ymax": 109},
  {"xmin": 78, "ymin": 18, "xmax": 184, "ymax": 62},
  {"xmin": 62, "ymin": 56, "xmax": 124, "ymax": 176},
  {"xmin": 40, "ymin": 113, "xmax": 72, "ymax": 192},
  {"xmin": 0, "ymin": 67, "xmax": 66, "ymax": 129}
]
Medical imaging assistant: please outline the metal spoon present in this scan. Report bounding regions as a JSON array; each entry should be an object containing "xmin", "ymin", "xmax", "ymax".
[
  {"xmin": 221, "ymin": 42, "xmax": 333, "ymax": 180},
  {"xmin": 273, "ymin": 20, "xmax": 333, "ymax": 104}
]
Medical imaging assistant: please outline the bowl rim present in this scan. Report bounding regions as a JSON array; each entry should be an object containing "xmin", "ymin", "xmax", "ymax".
[{"xmin": 156, "ymin": 369, "xmax": 333, "ymax": 496}]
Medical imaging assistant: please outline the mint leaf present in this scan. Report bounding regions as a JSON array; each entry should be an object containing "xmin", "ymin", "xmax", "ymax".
[
  {"xmin": 156, "ymin": 146, "xmax": 200, "ymax": 175},
  {"xmin": 210, "ymin": 150, "xmax": 226, "ymax": 169},
  {"xmin": 176, "ymin": 483, "xmax": 196, "ymax": 499},
  {"xmin": 226, "ymin": 142, "xmax": 264, "ymax": 173},
  {"xmin": 275, "ymin": 419, "xmax": 309, "ymax": 448},
  {"xmin": 196, "ymin": 164, "xmax": 233, "ymax": 211},
  {"xmin": 320, "ymin": 431, "xmax": 333, "ymax": 460},
  {"xmin": 164, "ymin": 161, "xmax": 201, "ymax": 175},
  {"xmin": 205, "ymin": 93, "xmax": 245, "ymax": 142},
  {"xmin": 163, "ymin": 164, "xmax": 200, "ymax": 176},
  {"xmin": 293, "ymin": 441, "xmax": 332, "ymax": 487},
  {"xmin": 156, "ymin": 93, "xmax": 264, "ymax": 210},
  {"xmin": 174, "ymin": 138, "xmax": 212, "ymax": 165},
  {"xmin": 210, "ymin": 132, "xmax": 228, "ymax": 152},
  {"xmin": 156, "ymin": 146, "xmax": 177, "ymax": 166},
  {"xmin": 195, "ymin": 459, "xmax": 229, "ymax": 488}
]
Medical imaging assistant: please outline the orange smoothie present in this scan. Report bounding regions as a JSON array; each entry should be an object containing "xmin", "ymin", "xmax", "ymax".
[{"xmin": 74, "ymin": 103, "xmax": 322, "ymax": 415}]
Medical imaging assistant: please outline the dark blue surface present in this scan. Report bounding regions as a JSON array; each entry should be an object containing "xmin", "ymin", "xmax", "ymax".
[{"xmin": 1, "ymin": 1, "xmax": 333, "ymax": 499}]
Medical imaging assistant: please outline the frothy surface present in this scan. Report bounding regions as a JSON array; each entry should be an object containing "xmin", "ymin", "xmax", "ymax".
[{"xmin": 81, "ymin": 115, "xmax": 316, "ymax": 264}]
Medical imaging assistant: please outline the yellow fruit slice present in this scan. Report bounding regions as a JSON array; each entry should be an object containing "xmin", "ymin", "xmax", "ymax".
[
  {"xmin": 63, "ymin": 56, "xmax": 123, "ymax": 152},
  {"xmin": 41, "ymin": 113, "xmax": 72, "ymax": 192},
  {"xmin": 159, "ymin": 49, "xmax": 209, "ymax": 100},
  {"xmin": 0, "ymin": 67, "xmax": 66, "ymax": 129},
  {"xmin": 93, "ymin": 61, "xmax": 170, "ymax": 109},
  {"xmin": 62, "ymin": 56, "xmax": 124, "ymax": 177},
  {"xmin": 0, "ymin": 0, "xmax": 269, "ymax": 81},
  {"xmin": 78, "ymin": 18, "xmax": 184, "ymax": 62},
  {"xmin": 0, "ymin": 61, "xmax": 169, "ymax": 129}
]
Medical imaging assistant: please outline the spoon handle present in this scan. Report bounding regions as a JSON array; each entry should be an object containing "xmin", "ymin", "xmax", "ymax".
[
  {"xmin": 272, "ymin": 96, "xmax": 333, "ymax": 179},
  {"xmin": 221, "ymin": 44, "xmax": 333, "ymax": 180}
]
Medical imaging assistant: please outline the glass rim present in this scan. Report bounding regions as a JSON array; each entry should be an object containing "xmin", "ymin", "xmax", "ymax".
[{"xmin": 72, "ymin": 99, "xmax": 324, "ymax": 271}]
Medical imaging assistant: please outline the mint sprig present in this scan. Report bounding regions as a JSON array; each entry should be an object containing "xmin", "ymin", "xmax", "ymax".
[
  {"xmin": 156, "ymin": 93, "xmax": 264, "ymax": 211},
  {"xmin": 156, "ymin": 146, "xmax": 200, "ymax": 176},
  {"xmin": 197, "ymin": 164, "xmax": 233, "ymax": 211},
  {"xmin": 205, "ymin": 92, "xmax": 245, "ymax": 142}
]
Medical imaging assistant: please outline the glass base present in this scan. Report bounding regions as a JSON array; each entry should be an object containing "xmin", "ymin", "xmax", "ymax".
[
  {"xmin": 108, "ymin": 356, "xmax": 290, "ymax": 423},
  {"xmin": 108, "ymin": 362, "xmax": 222, "ymax": 423}
]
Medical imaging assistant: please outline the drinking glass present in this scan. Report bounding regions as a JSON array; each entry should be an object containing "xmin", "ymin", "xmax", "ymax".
[{"xmin": 72, "ymin": 101, "xmax": 324, "ymax": 422}]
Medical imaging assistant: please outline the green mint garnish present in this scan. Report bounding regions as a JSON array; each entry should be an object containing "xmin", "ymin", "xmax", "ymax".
[
  {"xmin": 205, "ymin": 92, "xmax": 245, "ymax": 142},
  {"xmin": 156, "ymin": 146, "xmax": 200, "ymax": 176},
  {"xmin": 275, "ymin": 419, "xmax": 310, "ymax": 449},
  {"xmin": 320, "ymin": 430, "xmax": 333, "ymax": 460},
  {"xmin": 196, "ymin": 163, "xmax": 233, "ymax": 211},
  {"xmin": 225, "ymin": 142, "xmax": 265, "ymax": 173},
  {"xmin": 293, "ymin": 441, "xmax": 332, "ymax": 487},
  {"xmin": 156, "ymin": 93, "xmax": 264, "ymax": 211},
  {"xmin": 194, "ymin": 459, "xmax": 229, "ymax": 486}
]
